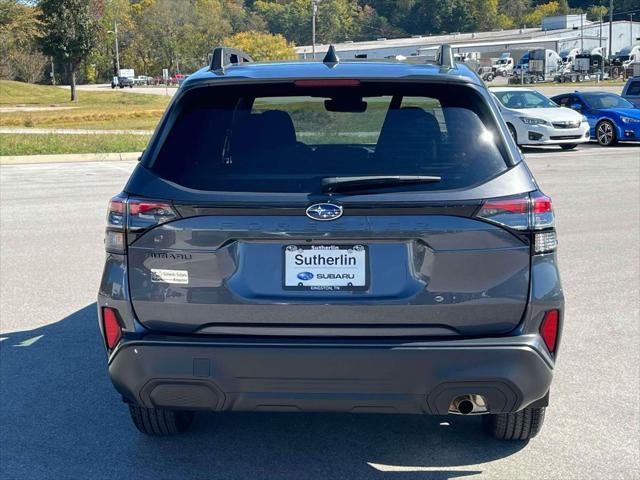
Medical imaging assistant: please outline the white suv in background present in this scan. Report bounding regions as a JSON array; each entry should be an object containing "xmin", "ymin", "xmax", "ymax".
[{"xmin": 490, "ymin": 87, "xmax": 590, "ymax": 150}]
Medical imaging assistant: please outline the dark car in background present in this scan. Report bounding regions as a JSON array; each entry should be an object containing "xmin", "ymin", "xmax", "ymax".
[
  {"xmin": 98, "ymin": 46, "xmax": 564, "ymax": 440},
  {"xmin": 622, "ymin": 76, "xmax": 640, "ymax": 108},
  {"xmin": 111, "ymin": 76, "xmax": 134, "ymax": 89},
  {"xmin": 552, "ymin": 91, "xmax": 640, "ymax": 145}
]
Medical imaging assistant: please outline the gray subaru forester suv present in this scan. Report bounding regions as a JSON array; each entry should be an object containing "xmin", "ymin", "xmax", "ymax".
[{"xmin": 98, "ymin": 46, "xmax": 563, "ymax": 440}]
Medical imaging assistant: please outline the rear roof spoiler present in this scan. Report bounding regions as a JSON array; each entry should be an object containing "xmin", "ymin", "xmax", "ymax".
[{"xmin": 209, "ymin": 47, "xmax": 253, "ymax": 73}]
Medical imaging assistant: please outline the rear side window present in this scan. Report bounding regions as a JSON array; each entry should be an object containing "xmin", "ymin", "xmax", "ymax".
[{"xmin": 149, "ymin": 82, "xmax": 509, "ymax": 193}]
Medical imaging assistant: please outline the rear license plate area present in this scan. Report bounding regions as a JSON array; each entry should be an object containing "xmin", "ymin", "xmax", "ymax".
[{"xmin": 283, "ymin": 244, "xmax": 369, "ymax": 291}]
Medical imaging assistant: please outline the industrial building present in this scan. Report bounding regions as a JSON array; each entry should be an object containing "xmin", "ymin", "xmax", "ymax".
[{"xmin": 296, "ymin": 15, "xmax": 640, "ymax": 63}]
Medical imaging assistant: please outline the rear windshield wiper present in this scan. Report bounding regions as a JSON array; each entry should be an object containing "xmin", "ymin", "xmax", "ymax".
[{"xmin": 321, "ymin": 175, "xmax": 442, "ymax": 194}]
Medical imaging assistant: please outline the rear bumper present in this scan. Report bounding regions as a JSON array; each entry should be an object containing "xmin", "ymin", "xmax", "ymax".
[{"xmin": 108, "ymin": 335, "xmax": 553, "ymax": 415}]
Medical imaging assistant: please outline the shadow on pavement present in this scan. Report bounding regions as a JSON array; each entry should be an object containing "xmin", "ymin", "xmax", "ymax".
[
  {"xmin": 521, "ymin": 141, "xmax": 639, "ymax": 154},
  {"xmin": 1, "ymin": 304, "xmax": 526, "ymax": 479}
]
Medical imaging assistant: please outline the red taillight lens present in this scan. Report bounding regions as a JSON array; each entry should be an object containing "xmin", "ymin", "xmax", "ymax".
[
  {"xmin": 530, "ymin": 191, "xmax": 554, "ymax": 229},
  {"xmin": 540, "ymin": 310, "xmax": 559, "ymax": 353},
  {"xmin": 127, "ymin": 198, "xmax": 177, "ymax": 231},
  {"xmin": 129, "ymin": 200, "xmax": 172, "ymax": 216},
  {"xmin": 476, "ymin": 196, "xmax": 530, "ymax": 230},
  {"xmin": 107, "ymin": 196, "xmax": 126, "ymax": 228},
  {"xmin": 102, "ymin": 307, "xmax": 122, "ymax": 350}
]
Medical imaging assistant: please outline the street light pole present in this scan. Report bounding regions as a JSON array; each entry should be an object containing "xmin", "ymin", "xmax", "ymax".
[
  {"xmin": 311, "ymin": 0, "xmax": 321, "ymax": 60},
  {"xmin": 580, "ymin": 12, "xmax": 584, "ymax": 52},
  {"xmin": 108, "ymin": 22, "xmax": 120, "ymax": 75},
  {"xmin": 608, "ymin": 0, "xmax": 613, "ymax": 58},
  {"xmin": 114, "ymin": 21, "xmax": 120, "ymax": 75}
]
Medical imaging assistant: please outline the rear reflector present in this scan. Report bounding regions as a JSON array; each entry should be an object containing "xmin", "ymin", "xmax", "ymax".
[
  {"xmin": 540, "ymin": 310, "xmax": 559, "ymax": 353},
  {"xmin": 294, "ymin": 79, "xmax": 361, "ymax": 87},
  {"xmin": 102, "ymin": 308, "xmax": 122, "ymax": 350}
]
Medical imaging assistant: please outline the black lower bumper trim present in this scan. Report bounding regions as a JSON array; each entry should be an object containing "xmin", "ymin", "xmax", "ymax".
[{"xmin": 109, "ymin": 337, "xmax": 553, "ymax": 415}]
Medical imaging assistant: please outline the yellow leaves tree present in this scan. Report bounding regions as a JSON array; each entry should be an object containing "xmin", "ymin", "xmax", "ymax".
[
  {"xmin": 222, "ymin": 31, "xmax": 296, "ymax": 61},
  {"xmin": 522, "ymin": 2, "xmax": 561, "ymax": 27}
]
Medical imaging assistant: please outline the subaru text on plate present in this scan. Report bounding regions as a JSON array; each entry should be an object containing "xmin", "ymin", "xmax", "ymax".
[{"xmin": 98, "ymin": 45, "xmax": 564, "ymax": 440}]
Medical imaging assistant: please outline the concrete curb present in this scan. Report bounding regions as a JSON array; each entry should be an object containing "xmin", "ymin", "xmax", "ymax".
[{"xmin": 0, "ymin": 152, "xmax": 142, "ymax": 165}]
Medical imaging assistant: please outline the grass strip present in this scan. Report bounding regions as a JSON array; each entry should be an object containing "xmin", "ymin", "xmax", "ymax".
[{"xmin": 0, "ymin": 133, "xmax": 151, "ymax": 156}]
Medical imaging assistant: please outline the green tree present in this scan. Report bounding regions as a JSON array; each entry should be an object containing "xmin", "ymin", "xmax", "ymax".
[
  {"xmin": 254, "ymin": 0, "xmax": 360, "ymax": 45},
  {"xmin": 498, "ymin": 0, "xmax": 532, "ymax": 21},
  {"xmin": 0, "ymin": 0, "xmax": 46, "ymax": 83},
  {"xmin": 222, "ymin": 30, "xmax": 296, "ymax": 60},
  {"xmin": 38, "ymin": 0, "xmax": 99, "ymax": 100}
]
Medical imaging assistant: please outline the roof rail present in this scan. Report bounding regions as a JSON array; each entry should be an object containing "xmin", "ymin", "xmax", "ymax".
[
  {"xmin": 436, "ymin": 44, "xmax": 454, "ymax": 69},
  {"xmin": 210, "ymin": 47, "xmax": 253, "ymax": 73}
]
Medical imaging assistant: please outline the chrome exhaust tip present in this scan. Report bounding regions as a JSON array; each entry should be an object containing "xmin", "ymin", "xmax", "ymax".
[{"xmin": 448, "ymin": 394, "xmax": 489, "ymax": 415}]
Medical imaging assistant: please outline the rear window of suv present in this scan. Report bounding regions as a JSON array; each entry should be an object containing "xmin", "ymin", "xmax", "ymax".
[{"xmin": 148, "ymin": 82, "xmax": 509, "ymax": 193}]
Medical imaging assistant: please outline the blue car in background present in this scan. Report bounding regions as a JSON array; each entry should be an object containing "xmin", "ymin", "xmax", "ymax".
[{"xmin": 551, "ymin": 91, "xmax": 640, "ymax": 146}]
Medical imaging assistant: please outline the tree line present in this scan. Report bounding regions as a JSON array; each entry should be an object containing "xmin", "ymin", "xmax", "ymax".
[{"xmin": 1, "ymin": 0, "xmax": 637, "ymax": 100}]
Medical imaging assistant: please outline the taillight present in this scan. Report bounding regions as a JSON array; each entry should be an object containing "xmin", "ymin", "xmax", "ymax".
[
  {"xmin": 539, "ymin": 309, "xmax": 559, "ymax": 354},
  {"xmin": 476, "ymin": 191, "xmax": 557, "ymax": 254},
  {"xmin": 105, "ymin": 194, "xmax": 127, "ymax": 253},
  {"xmin": 476, "ymin": 196, "xmax": 530, "ymax": 230},
  {"xmin": 104, "ymin": 195, "xmax": 178, "ymax": 253},
  {"xmin": 127, "ymin": 198, "xmax": 177, "ymax": 231},
  {"xmin": 102, "ymin": 307, "xmax": 122, "ymax": 350}
]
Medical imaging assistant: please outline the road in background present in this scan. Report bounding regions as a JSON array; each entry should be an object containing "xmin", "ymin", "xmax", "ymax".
[{"xmin": 1, "ymin": 144, "xmax": 638, "ymax": 479}]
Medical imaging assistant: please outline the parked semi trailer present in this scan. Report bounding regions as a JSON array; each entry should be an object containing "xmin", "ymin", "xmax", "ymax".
[{"xmin": 511, "ymin": 49, "xmax": 562, "ymax": 84}]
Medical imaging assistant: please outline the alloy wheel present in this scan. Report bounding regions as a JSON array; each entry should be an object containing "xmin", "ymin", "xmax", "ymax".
[{"xmin": 597, "ymin": 121, "xmax": 615, "ymax": 146}]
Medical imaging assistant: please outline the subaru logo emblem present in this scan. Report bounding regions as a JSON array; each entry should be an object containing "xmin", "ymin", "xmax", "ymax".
[
  {"xmin": 297, "ymin": 272, "xmax": 314, "ymax": 281},
  {"xmin": 306, "ymin": 203, "xmax": 343, "ymax": 221}
]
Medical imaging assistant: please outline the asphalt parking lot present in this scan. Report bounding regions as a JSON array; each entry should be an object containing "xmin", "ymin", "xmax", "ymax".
[{"xmin": 1, "ymin": 143, "xmax": 638, "ymax": 479}]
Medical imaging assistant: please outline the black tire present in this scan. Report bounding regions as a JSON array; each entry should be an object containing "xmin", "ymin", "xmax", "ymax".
[
  {"xmin": 128, "ymin": 404, "xmax": 194, "ymax": 436},
  {"xmin": 483, "ymin": 407, "xmax": 546, "ymax": 440},
  {"xmin": 596, "ymin": 120, "xmax": 618, "ymax": 146},
  {"xmin": 560, "ymin": 143, "xmax": 577, "ymax": 150},
  {"xmin": 507, "ymin": 123, "xmax": 518, "ymax": 145}
]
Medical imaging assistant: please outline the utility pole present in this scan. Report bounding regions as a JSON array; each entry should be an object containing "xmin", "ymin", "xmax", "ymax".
[
  {"xmin": 311, "ymin": 0, "xmax": 321, "ymax": 60},
  {"xmin": 108, "ymin": 21, "xmax": 120, "ymax": 75},
  {"xmin": 630, "ymin": 13, "xmax": 635, "ymax": 46},
  {"xmin": 580, "ymin": 12, "xmax": 584, "ymax": 52},
  {"xmin": 608, "ymin": 0, "xmax": 613, "ymax": 58},
  {"xmin": 599, "ymin": 15, "xmax": 603, "ymax": 49},
  {"xmin": 50, "ymin": 57, "xmax": 55, "ymax": 85}
]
